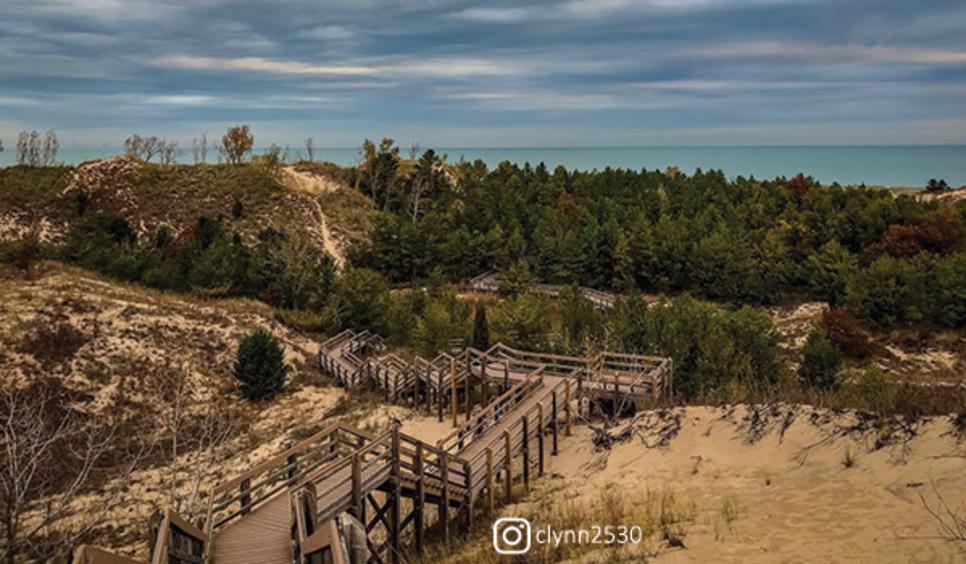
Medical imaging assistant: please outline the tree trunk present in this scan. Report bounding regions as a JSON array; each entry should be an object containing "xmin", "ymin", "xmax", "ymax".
[{"xmin": 4, "ymin": 509, "xmax": 18, "ymax": 564}]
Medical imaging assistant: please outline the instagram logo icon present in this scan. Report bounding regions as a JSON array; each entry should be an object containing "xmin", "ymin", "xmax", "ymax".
[{"xmin": 493, "ymin": 517, "xmax": 532, "ymax": 555}]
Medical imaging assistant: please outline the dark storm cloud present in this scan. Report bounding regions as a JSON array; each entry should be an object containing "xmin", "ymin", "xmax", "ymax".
[{"xmin": 0, "ymin": 0, "xmax": 964, "ymax": 145}]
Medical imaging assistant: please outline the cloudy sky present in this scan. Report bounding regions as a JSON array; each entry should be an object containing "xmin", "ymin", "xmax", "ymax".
[{"xmin": 1, "ymin": 0, "xmax": 965, "ymax": 147}]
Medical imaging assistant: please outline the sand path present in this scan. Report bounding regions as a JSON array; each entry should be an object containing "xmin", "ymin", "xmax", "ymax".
[{"xmin": 279, "ymin": 167, "xmax": 347, "ymax": 268}]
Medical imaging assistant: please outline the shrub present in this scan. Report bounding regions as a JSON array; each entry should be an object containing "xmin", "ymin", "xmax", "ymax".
[
  {"xmin": 640, "ymin": 296, "xmax": 780, "ymax": 398},
  {"xmin": 800, "ymin": 329, "xmax": 843, "ymax": 390},
  {"xmin": 234, "ymin": 329, "xmax": 288, "ymax": 401},
  {"xmin": 0, "ymin": 235, "xmax": 43, "ymax": 276},
  {"xmin": 847, "ymin": 367, "xmax": 900, "ymax": 414},
  {"xmin": 820, "ymin": 309, "xmax": 872, "ymax": 359}
]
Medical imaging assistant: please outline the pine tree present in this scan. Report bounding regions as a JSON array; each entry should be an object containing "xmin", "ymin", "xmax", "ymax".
[{"xmin": 234, "ymin": 329, "xmax": 288, "ymax": 401}]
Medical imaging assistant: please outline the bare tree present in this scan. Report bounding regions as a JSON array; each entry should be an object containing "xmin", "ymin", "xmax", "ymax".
[
  {"xmin": 27, "ymin": 131, "xmax": 40, "ymax": 166},
  {"xmin": 191, "ymin": 134, "xmax": 211, "ymax": 164},
  {"xmin": 16, "ymin": 131, "xmax": 43, "ymax": 166},
  {"xmin": 124, "ymin": 135, "xmax": 164, "ymax": 162},
  {"xmin": 304, "ymin": 137, "xmax": 315, "ymax": 162},
  {"xmin": 124, "ymin": 134, "xmax": 143, "ymax": 159},
  {"xmin": 218, "ymin": 125, "xmax": 254, "ymax": 165},
  {"xmin": 153, "ymin": 365, "xmax": 235, "ymax": 521},
  {"xmin": 160, "ymin": 140, "xmax": 178, "ymax": 165},
  {"xmin": 199, "ymin": 133, "xmax": 209, "ymax": 164},
  {"xmin": 409, "ymin": 149, "xmax": 444, "ymax": 221},
  {"xmin": 15, "ymin": 133, "xmax": 29, "ymax": 165},
  {"xmin": 29, "ymin": 134, "xmax": 40, "ymax": 165},
  {"xmin": 142, "ymin": 137, "xmax": 162, "ymax": 162},
  {"xmin": 0, "ymin": 384, "xmax": 142, "ymax": 562},
  {"xmin": 41, "ymin": 130, "xmax": 59, "ymax": 166}
]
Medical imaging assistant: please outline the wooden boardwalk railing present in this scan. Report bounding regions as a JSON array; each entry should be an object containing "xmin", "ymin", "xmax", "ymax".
[{"xmin": 468, "ymin": 272, "xmax": 618, "ymax": 309}]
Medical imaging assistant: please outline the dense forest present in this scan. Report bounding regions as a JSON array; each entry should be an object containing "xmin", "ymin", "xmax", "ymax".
[{"xmin": 346, "ymin": 143, "xmax": 965, "ymax": 330}]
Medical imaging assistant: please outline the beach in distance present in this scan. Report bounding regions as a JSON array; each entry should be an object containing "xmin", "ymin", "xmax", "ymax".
[{"xmin": 3, "ymin": 144, "xmax": 964, "ymax": 188}]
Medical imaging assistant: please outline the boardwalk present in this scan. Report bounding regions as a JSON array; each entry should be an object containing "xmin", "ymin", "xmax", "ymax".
[
  {"xmin": 78, "ymin": 330, "xmax": 671, "ymax": 564},
  {"xmin": 211, "ymin": 494, "xmax": 291, "ymax": 563},
  {"xmin": 468, "ymin": 272, "xmax": 619, "ymax": 309}
]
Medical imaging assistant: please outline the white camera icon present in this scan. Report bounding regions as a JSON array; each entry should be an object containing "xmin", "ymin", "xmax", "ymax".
[{"xmin": 493, "ymin": 517, "xmax": 532, "ymax": 555}]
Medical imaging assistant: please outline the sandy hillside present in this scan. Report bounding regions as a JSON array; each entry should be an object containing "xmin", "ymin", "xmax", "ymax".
[
  {"xmin": 0, "ymin": 261, "xmax": 355, "ymax": 557},
  {"xmin": 0, "ymin": 262, "xmax": 326, "ymax": 411},
  {"xmin": 767, "ymin": 301, "xmax": 966, "ymax": 387},
  {"xmin": 429, "ymin": 405, "xmax": 966, "ymax": 563}
]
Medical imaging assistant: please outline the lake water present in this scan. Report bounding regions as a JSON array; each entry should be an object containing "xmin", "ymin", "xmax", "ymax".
[{"xmin": 2, "ymin": 145, "xmax": 963, "ymax": 188}]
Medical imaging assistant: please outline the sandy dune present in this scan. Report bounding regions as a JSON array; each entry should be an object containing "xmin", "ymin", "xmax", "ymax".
[{"xmin": 533, "ymin": 406, "xmax": 965, "ymax": 563}]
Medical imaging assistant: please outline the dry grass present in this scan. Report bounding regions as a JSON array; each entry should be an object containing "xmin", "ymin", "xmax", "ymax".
[
  {"xmin": 413, "ymin": 484, "xmax": 696, "ymax": 563},
  {"xmin": 719, "ymin": 496, "xmax": 740, "ymax": 526},
  {"xmin": 317, "ymin": 185, "xmax": 378, "ymax": 248},
  {"xmin": 841, "ymin": 446, "xmax": 858, "ymax": 469}
]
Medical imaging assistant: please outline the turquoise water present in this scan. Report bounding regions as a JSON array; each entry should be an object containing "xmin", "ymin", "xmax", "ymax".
[{"xmin": 2, "ymin": 145, "xmax": 963, "ymax": 187}]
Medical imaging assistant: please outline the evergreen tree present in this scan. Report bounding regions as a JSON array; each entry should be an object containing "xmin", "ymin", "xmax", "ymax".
[{"xmin": 234, "ymin": 328, "xmax": 288, "ymax": 401}]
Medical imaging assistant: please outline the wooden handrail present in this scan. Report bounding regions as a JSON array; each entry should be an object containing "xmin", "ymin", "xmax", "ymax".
[
  {"xmin": 437, "ymin": 367, "xmax": 545, "ymax": 453},
  {"xmin": 150, "ymin": 508, "xmax": 206, "ymax": 564}
]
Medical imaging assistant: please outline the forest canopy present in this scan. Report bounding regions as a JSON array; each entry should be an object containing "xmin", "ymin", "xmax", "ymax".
[{"xmin": 347, "ymin": 143, "xmax": 965, "ymax": 330}]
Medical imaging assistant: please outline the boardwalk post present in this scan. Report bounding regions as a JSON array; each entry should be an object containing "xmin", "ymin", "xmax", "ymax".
[
  {"xmin": 565, "ymin": 380, "xmax": 572, "ymax": 437},
  {"xmin": 239, "ymin": 478, "xmax": 251, "ymax": 515},
  {"xmin": 613, "ymin": 376, "xmax": 619, "ymax": 418},
  {"xmin": 504, "ymin": 361, "xmax": 509, "ymax": 392},
  {"xmin": 438, "ymin": 369, "xmax": 444, "ymax": 423},
  {"xmin": 482, "ymin": 352, "xmax": 489, "ymax": 406},
  {"xmin": 485, "ymin": 447, "xmax": 494, "ymax": 513},
  {"xmin": 411, "ymin": 363, "xmax": 417, "ymax": 406},
  {"xmin": 329, "ymin": 431, "xmax": 339, "ymax": 456},
  {"xmin": 464, "ymin": 352, "xmax": 471, "ymax": 421},
  {"xmin": 415, "ymin": 442, "xmax": 425, "ymax": 554},
  {"xmin": 503, "ymin": 430, "xmax": 512, "ymax": 503},
  {"xmin": 390, "ymin": 425, "xmax": 401, "ymax": 564},
  {"xmin": 351, "ymin": 454, "xmax": 363, "ymax": 521},
  {"xmin": 577, "ymin": 376, "xmax": 584, "ymax": 418},
  {"xmin": 440, "ymin": 453, "xmax": 450, "ymax": 546},
  {"xmin": 551, "ymin": 390, "xmax": 559, "ymax": 456},
  {"xmin": 537, "ymin": 404, "xmax": 545, "ymax": 476},
  {"xmin": 463, "ymin": 459, "xmax": 473, "ymax": 533},
  {"xmin": 521, "ymin": 416, "xmax": 530, "ymax": 494},
  {"xmin": 450, "ymin": 358, "xmax": 458, "ymax": 427},
  {"xmin": 287, "ymin": 453, "xmax": 299, "ymax": 485}
]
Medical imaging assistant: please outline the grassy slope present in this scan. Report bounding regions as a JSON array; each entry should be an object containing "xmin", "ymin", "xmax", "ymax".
[{"xmin": 0, "ymin": 159, "xmax": 378, "ymax": 252}]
